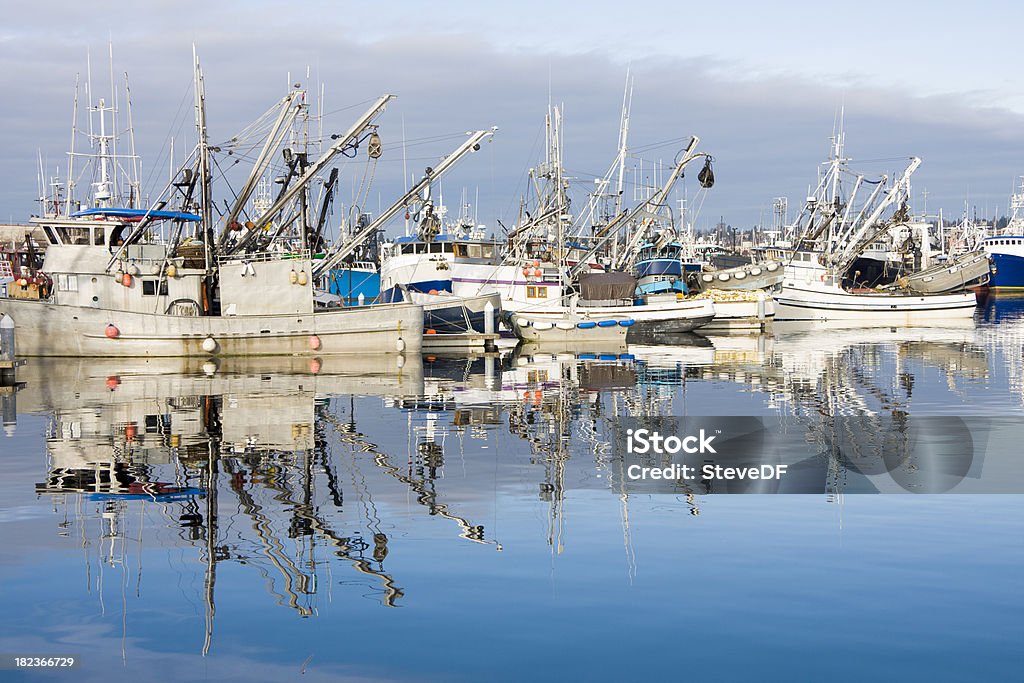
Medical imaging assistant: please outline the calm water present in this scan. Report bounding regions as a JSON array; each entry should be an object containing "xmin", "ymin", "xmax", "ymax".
[{"xmin": 1, "ymin": 298, "xmax": 1023, "ymax": 681}]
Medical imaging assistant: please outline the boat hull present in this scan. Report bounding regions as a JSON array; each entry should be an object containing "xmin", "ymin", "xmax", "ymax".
[
  {"xmin": 509, "ymin": 314, "xmax": 630, "ymax": 344},
  {"xmin": 0, "ymin": 299, "xmax": 423, "ymax": 357},
  {"xmin": 517, "ymin": 298, "xmax": 717, "ymax": 334},
  {"xmin": 988, "ymin": 251, "xmax": 1024, "ymax": 290},
  {"xmin": 774, "ymin": 284, "xmax": 978, "ymax": 324}
]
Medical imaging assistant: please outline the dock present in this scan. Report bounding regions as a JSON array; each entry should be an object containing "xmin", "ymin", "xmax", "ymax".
[{"xmin": 422, "ymin": 331, "xmax": 500, "ymax": 354}]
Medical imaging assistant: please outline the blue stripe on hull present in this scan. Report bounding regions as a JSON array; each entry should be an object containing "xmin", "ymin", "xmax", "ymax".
[{"xmin": 989, "ymin": 252, "xmax": 1024, "ymax": 289}]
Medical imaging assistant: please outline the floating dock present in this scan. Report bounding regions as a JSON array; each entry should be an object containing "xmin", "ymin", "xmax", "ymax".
[{"xmin": 422, "ymin": 331, "xmax": 500, "ymax": 354}]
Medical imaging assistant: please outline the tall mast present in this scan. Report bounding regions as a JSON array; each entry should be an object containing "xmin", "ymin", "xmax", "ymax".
[
  {"xmin": 109, "ymin": 43, "xmax": 118, "ymax": 205},
  {"xmin": 193, "ymin": 46, "xmax": 214, "ymax": 270},
  {"xmin": 66, "ymin": 73, "xmax": 79, "ymax": 215},
  {"xmin": 615, "ymin": 71, "xmax": 633, "ymax": 217},
  {"xmin": 124, "ymin": 72, "xmax": 140, "ymax": 208}
]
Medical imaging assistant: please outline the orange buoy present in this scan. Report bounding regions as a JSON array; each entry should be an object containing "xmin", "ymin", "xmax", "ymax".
[
  {"xmin": 522, "ymin": 267, "xmax": 531, "ymax": 277},
  {"xmin": 428, "ymin": 289, "xmax": 439, "ymax": 295},
  {"xmin": 425, "ymin": 328, "xmax": 437, "ymax": 335},
  {"xmin": 105, "ymin": 324, "xmax": 120, "ymax": 339},
  {"xmin": 425, "ymin": 355, "xmax": 436, "ymax": 363},
  {"xmin": 105, "ymin": 375, "xmax": 121, "ymax": 391},
  {"xmin": 533, "ymin": 268, "xmax": 542, "ymax": 278},
  {"xmin": 308, "ymin": 334, "xmax": 322, "ymax": 350},
  {"xmin": 309, "ymin": 357, "xmax": 322, "ymax": 374},
  {"xmin": 124, "ymin": 423, "xmax": 137, "ymax": 441},
  {"xmin": 121, "ymin": 272, "xmax": 132, "ymax": 287}
]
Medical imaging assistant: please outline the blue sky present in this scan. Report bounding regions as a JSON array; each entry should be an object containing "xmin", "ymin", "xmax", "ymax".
[{"xmin": 1, "ymin": 1, "xmax": 1022, "ymax": 231}]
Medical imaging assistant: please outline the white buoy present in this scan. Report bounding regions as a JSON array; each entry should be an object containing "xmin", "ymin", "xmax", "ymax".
[
  {"xmin": 202, "ymin": 361, "xmax": 218, "ymax": 376},
  {"xmin": 358, "ymin": 293, "xmax": 365, "ymax": 306},
  {"xmin": 202, "ymin": 336, "xmax": 218, "ymax": 353},
  {"xmin": 395, "ymin": 337, "xmax": 406, "ymax": 352}
]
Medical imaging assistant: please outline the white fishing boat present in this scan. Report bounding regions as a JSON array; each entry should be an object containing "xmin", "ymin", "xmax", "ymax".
[
  {"xmin": 0, "ymin": 59, "xmax": 424, "ymax": 357},
  {"xmin": 767, "ymin": 128, "xmax": 978, "ymax": 324},
  {"xmin": 772, "ymin": 249, "xmax": 977, "ymax": 323}
]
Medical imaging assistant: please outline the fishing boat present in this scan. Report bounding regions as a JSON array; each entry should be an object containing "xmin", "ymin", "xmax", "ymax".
[
  {"xmin": 0, "ymin": 56, "xmax": 429, "ymax": 357},
  {"xmin": 980, "ymin": 177, "xmax": 1024, "ymax": 291},
  {"xmin": 768, "ymin": 129, "xmax": 978, "ymax": 323},
  {"xmin": 634, "ymin": 240, "xmax": 779, "ymax": 331},
  {"xmin": 0, "ymin": 210, "xmax": 424, "ymax": 357}
]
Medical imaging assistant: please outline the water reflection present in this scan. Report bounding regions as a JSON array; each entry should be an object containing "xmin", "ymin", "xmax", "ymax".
[{"xmin": 8, "ymin": 299, "xmax": 1024, "ymax": 658}]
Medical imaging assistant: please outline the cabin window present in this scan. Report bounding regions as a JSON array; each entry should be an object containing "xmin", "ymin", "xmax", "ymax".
[
  {"xmin": 526, "ymin": 286, "xmax": 546, "ymax": 299},
  {"xmin": 57, "ymin": 274, "xmax": 78, "ymax": 292},
  {"xmin": 468, "ymin": 244, "xmax": 481, "ymax": 258},
  {"xmin": 92, "ymin": 228, "xmax": 104, "ymax": 246},
  {"xmin": 454, "ymin": 244, "xmax": 467, "ymax": 257},
  {"xmin": 42, "ymin": 226, "xmax": 59, "ymax": 245},
  {"xmin": 482, "ymin": 245, "xmax": 494, "ymax": 259},
  {"xmin": 56, "ymin": 227, "xmax": 91, "ymax": 245},
  {"xmin": 142, "ymin": 279, "xmax": 169, "ymax": 296}
]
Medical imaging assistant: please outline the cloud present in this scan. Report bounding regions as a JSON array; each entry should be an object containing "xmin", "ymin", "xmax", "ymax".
[{"xmin": 1, "ymin": 7, "xmax": 1022, "ymax": 230}]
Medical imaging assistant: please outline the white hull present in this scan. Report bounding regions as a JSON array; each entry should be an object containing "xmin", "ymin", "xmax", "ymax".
[
  {"xmin": 510, "ymin": 314, "xmax": 630, "ymax": 344},
  {"xmin": 515, "ymin": 297, "xmax": 716, "ymax": 333},
  {"xmin": 775, "ymin": 283, "xmax": 977, "ymax": 324},
  {"xmin": 0, "ymin": 299, "xmax": 423, "ymax": 357}
]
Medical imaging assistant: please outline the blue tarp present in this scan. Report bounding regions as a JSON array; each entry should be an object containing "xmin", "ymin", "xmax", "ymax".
[{"xmin": 72, "ymin": 207, "xmax": 202, "ymax": 222}]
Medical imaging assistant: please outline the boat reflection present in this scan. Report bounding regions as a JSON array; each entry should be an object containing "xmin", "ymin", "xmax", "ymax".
[{"xmin": 12, "ymin": 319, "xmax": 1021, "ymax": 654}]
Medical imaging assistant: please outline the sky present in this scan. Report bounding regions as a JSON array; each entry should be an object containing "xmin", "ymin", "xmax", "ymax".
[{"xmin": 2, "ymin": 0, "xmax": 1023, "ymax": 233}]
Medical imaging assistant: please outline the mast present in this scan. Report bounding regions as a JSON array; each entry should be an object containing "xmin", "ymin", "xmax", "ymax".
[
  {"xmin": 124, "ymin": 72, "xmax": 140, "ymax": 208},
  {"xmin": 108, "ymin": 42, "xmax": 118, "ymax": 206},
  {"xmin": 615, "ymin": 72, "xmax": 632, "ymax": 217},
  {"xmin": 193, "ymin": 47, "xmax": 214, "ymax": 271},
  {"xmin": 66, "ymin": 73, "xmax": 79, "ymax": 215}
]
